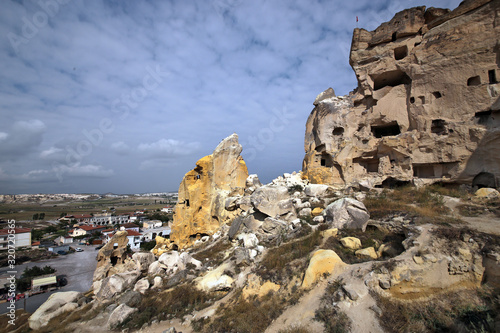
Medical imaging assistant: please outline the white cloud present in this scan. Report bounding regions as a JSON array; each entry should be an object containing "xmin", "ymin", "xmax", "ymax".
[
  {"xmin": 0, "ymin": 132, "xmax": 7, "ymax": 140},
  {"xmin": 110, "ymin": 141, "xmax": 130, "ymax": 155},
  {"xmin": 53, "ymin": 163, "xmax": 114, "ymax": 178},
  {"xmin": 40, "ymin": 147, "xmax": 64, "ymax": 159},
  {"xmin": 138, "ymin": 139, "xmax": 200, "ymax": 157}
]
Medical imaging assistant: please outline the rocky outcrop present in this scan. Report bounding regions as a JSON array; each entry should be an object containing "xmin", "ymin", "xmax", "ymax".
[
  {"xmin": 303, "ymin": 0, "xmax": 500, "ymax": 188},
  {"xmin": 94, "ymin": 231, "xmax": 134, "ymax": 281},
  {"xmin": 169, "ymin": 134, "xmax": 249, "ymax": 249},
  {"xmin": 323, "ymin": 198, "xmax": 370, "ymax": 231},
  {"xmin": 28, "ymin": 291, "xmax": 81, "ymax": 330}
]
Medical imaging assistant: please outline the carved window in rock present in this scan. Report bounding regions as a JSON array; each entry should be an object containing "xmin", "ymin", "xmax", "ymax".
[
  {"xmin": 319, "ymin": 154, "xmax": 334, "ymax": 168},
  {"xmin": 185, "ymin": 199, "xmax": 190, "ymax": 207},
  {"xmin": 332, "ymin": 127, "xmax": 344, "ymax": 136},
  {"xmin": 467, "ymin": 76, "xmax": 481, "ymax": 86},
  {"xmin": 371, "ymin": 122, "xmax": 401, "ymax": 138},
  {"xmin": 431, "ymin": 119, "xmax": 446, "ymax": 135},
  {"xmin": 489, "ymin": 70, "xmax": 498, "ymax": 84},
  {"xmin": 394, "ymin": 45, "xmax": 408, "ymax": 60},
  {"xmin": 371, "ymin": 70, "xmax": 411, "ymax": 90}
]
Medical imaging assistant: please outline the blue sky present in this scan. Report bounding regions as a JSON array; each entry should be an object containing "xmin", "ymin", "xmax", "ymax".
[{"xmin": 0, "ymin": 0, "xmax": 462, "ymax": 194}]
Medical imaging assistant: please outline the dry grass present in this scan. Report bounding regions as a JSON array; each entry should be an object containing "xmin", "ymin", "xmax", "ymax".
[
  {"xmin": 257, "ymin": 230, "xmax": 322, "ymax": 282},
  {"xmin": 278, "ymin": 325, "xmax": 312, "ymax": 333},
  {"xmin": 0, "ymin": 309, "xmax": 31, "ymax": 333},
  {"xmin": 314, "ymin": 280, "xmax": 351, "ymax": 333},
  {"xmin": 120, "ymin": 282, "xmax": 220, "ymax": 329},
  {"xmin": 194, "ymin": 290, "xmax": 287, "ymax": 333},
  {"xmin": 363, "ymin": 185, "xmax": 463, "ymax": 225},
  {"xmin": 191, "ymin": 239, "xmax": 232, "ymax": 267},
  {"xmin": 374, "ymin": 287, "xmax": 498, "ymax": 333}
]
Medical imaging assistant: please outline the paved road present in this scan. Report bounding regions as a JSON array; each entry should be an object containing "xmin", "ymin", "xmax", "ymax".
[{"xmin": 0, "ymin": 243, "xmax": 98, "ymax": 314}]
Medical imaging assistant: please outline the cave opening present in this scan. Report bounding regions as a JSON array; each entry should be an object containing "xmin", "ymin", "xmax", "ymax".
[{"xmin": 371, "ymin": 122, "xmax": 401, "ymax": 138}]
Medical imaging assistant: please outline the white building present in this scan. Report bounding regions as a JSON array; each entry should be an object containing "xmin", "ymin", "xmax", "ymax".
[
  {"xmin": 161, "ymin": 207, "xmax": 174, "ymax": 214},
  {"xmin": 91, "ymin": 214, "xmax": 129, "ymax": 226},
  {"xmin": 143, "ymin": 220, "xmax": 163, "ymax": 229},
  {"xmin": 141, "ymin": 227, "xmax": 171, "ymax": 242},
  {"xmin": 0, "ymin": 228, "xmax": 31, "ymax": 249},
  {"xmin": 55, "ymin": 235, "xmax": 74, "ymax": 245}
]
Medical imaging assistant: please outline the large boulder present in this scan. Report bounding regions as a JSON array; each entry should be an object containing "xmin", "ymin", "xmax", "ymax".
[
  {"xmin": 96, "ymin": 271, "xmax": 141, "ymax": 299},
  {"xmin": 302, "ymin": 250, "xmax": 345, "ymax": 288},
  {"xmin": 475, "ymin": 188, "xmax": 499, "ymax": 198},
  {"xmin": 340, "ymin": 237, "xmax": 362, "ymax": 250},
  {"xmin": 170, "ymin": 134, "xmax": 249, "ymax": 249},
  {"xmin": 107, "ymin": 304, "xmax": 137, "ymax": 329},
  {"xmin": 251, "ymin": 185, "xmax": 294, "ymax": 217},
  {"xmin": 133, "ymin": 278, "xmax": 150, "ymax": 294},
  {"xmin": 158, "ymin": 251, "xmax": 201, "ymax": 274},
  {"xmin": 323, "ymin": 198, "xmax": 370, "ymax": 231},
  {"xmin": 94, "ymin": 231, "xmax": 132, "ymax": 281},
  {"xmin": 132, "ymin": 252, "xmax": 155, "ymax": 271},
  {"xmin": 28, "ymin": 291, "xmax": 81, "ymax": 330}
]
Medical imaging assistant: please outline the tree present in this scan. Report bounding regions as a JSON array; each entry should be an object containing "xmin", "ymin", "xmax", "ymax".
[
  {"xmin": 32, "ymin": 213, "xmax": 39, "ymax": 220},
  {"xmin": 31, "ymin": 229, "xmax": 44, "ymax": 241},
  {"xmin": 39, "ymin": 213, "xmax": 45, "ymax": 220}
]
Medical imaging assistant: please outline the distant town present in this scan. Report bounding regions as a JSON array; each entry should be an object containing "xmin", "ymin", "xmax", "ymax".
[{"xmin": 0, "ymin": 193, "xmax": 178, "ymax": 302}]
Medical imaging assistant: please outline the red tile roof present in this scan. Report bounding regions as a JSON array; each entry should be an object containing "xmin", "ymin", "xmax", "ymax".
[
  {"xmin": 32, "ymin": 241, "xmax": 40, "ymax": 246},
  {"xmin": 77, "ymin": 225, "xmax": 105, "ymax": 231},
  {"xmin": 120, "ymin": 223, "xmax": 139, "ymax": 228},
  {"xmin": 126, "ymin": 230, "xmax": 141, "ymax": 236},
  {"xmin": 102, "ymin": 229, "xmax": 115, "ymax": 233},
  {"xmin": 0, "ymin": 228, "xmax": 31, "ymax": 235},
  {"xmin": 64, "ymin": 214, "xmax": 93, "ymax": 219}
]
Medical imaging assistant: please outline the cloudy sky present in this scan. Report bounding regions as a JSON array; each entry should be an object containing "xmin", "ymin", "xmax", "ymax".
[{"xmin": 0, "ymin": 0, "xmax": 462, "ymax": 194}]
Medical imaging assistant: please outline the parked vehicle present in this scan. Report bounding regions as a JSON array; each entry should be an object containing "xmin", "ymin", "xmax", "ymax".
[
  {"xmin": 57, "ymin": 250, "xmax": 67, "ymax": 255},
  {"xmin": 78, "ymin": 242, "xmax": 86, "ymax": 245},
  {"xmin": 76, "ymin": 248, "xmax": 83, "ymax": 252},
  {"xmin": 95, "ymin": 245, "xmax": 104, "ymax": 250}
]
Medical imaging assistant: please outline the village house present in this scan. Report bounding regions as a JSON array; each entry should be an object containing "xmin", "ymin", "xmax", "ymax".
[
  {"xmin": 69, "ymin": 225, "xmax": 106, "ymax": 237},
  {"xmin": 161, "ymin": 206, "xmax": 174, "ymax": 214},
  {"xmin": 142, "ymin": 220, "xmax": 163, "ymax": 229},
  {"xmin": 119, "ymin": 223, "xmax": 140, "ymax": 232},
  {"xmin": 141, "ymin": 226, "xmax": 171, "ymax": 242},
  {"xmin": 59, "ymin": 214, "xmax": 93, "ymax": 223},
  {"xmin": 54, "ymin": 235, "xmax": 74, "ymax": 245},
  {"xmin": 0, "ymin": 228, "xmax": 31, "ymax": 249},
  {"xmin": 106, "ymin": 230, "xmax": 142, "ymax": 250}
]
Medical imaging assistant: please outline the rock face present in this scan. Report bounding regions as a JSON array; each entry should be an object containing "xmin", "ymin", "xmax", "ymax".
[
  {"xmin": 170, "ymin": 134, "xmax": 249, "ymax": 249},
  {"xmin": 94, "ymin": 231, "xmax": 134, "ymax": 281},
  {"xmin": 323, "ymin": 198, "xmax": 370, "ymax": 231},
  {"xmin": 303, "ymin": 0, "xmax": 500, "ymax": 188},
  {"xmin": 28, "ymin": 291, "xmax": 81, "ymax": 330}
]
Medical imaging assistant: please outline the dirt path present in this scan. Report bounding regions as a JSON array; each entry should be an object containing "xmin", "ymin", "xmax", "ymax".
[{"xmin": 442, "ymin": 196, "xmax": 500, "ymax": 235}]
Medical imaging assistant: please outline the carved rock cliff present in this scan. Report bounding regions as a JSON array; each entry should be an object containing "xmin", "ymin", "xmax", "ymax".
[{"xmin": 303, "ymin": 0, "xmax": 500, "ymax": 189}]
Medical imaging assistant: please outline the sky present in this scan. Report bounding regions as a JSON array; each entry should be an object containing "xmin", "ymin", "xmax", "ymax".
[{"xmin": 0, "ymin": 0, "xmax": 462, "ymax": 195}]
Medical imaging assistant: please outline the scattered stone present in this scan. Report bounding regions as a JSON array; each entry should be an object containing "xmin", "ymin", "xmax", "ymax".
[
  {"xmin": 342, "ymin": 284, "xmax": 359, "ymax": 301},
  {"xmin": 237, "ymin": 233, "xmax": 259, "ymax": 248},
  {"xmin": 322, "ymin": 228, "xmax": 339, "ymax": 239},
  {"xmin": 298, "ymin": 207, "xmax": 312, "ymax": 218},
  {"xmin": 323, "ymin": 198, "xmax": 370, "ymax": 231},
  {"xmin": 118, "ymin": 290, "xmax": 142, "ymax": 308},
  {"xmin": 355, "ymin": 247, "xmax": 378, "ymax": 259},
  {"xmin": 132, "ymin": 252, "xmax": 155, "ymax": 272},
  {"xmin": 313, "ymin": 216, "xmax": 324, "ymax": 224},
  {"xmin": 133, "ymin": 278, "xmax": 150, "ymax": 294},
  {"xmin": 475, "ymin": 188, "xmax": 499, "ymax": 198},
  {"xmin": 107, "ymin": 304, "xmax": 137, "ymax": 329},
  {"xmin": 152, "ymin": 276, "xmax": 163, "ymax": 289},
  {"xmin": 413, "ymin": 255, "xmax": 424, "ymax": 265},
  {"xmin": 251, "ymin": 185, "xmax": 294, "ymax": 217},
  {"xmin": 197, "ymin": 263, "xmax": 234, "ymax": 291},
  {"xmin": 379, "ymin": 279, "xmax": 391, "ymax": 289},
  {"xmin": 340, "ymin": 237, "xmax": 362, "ymax": 250},
  {"xmin": 311, "ymin": 207, "xmax": 323, "ymax": 216}
]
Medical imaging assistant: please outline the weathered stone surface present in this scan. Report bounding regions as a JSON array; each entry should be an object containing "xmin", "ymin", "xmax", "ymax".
[
  {"xmin": 158, "ymin": 251, "xmax": 201, "ymax": 274},
  {"xmin": 151, "ymin": 235, "xmax": 173, "ymax": 256},
  {"xmin": 340, "ymin": 237, "xmax": 362, "ymax": 250},
  {"xmin": 303, "ymin": 1, "xmax": 500, "ymax": 188},
  {"xmin": 302, "ymin": 250, "xmax": 345, "ymax": 288},
  {"xmin": 355, "ymin": 247, "xmax": 379, "ymax": 259},
  {"xmin": 28, "ymin": 291, "xmax": 81, "ymax": 330},
  {"xmin": 96, "ymin": 271, "xmax": 140, "ymax": 299},
  {"xmin": 170, "ymin": 134, "xmax": 249, "ymax": 249},
  {"xmin": 118, "ymin": 290, "xmax": 142, "ymax": 308},
  {"xmin": 133, "ymin": 278, "xmax": 150, "ymax": 294},
  {"xmin": 475, "ymin": 188, "xmax": 500, "ymax": 198},
  {"xmin": 132, "ymin": 252, "xmax": 155, "ymax": 271},
  {"xmin": 245, "ymin": 174, "xmax": 262, "ymax": 194},
  {"xmin": 321, "ymin": 228, "xmax": 339, "ymax": 239},
  {"xmin": 323, "ymin": 198, "xmax": 370, "ymax": 231},
  {"xmin": 148, "ymin": 260, "xmax": 163, "ymax": 275},
  {"xmin": 251, "ymin": 185, "xmax": 294, "ymax": 217},
  {"xmin": 152, "ymin": 276, "xmax": 163, "ymax": 289},
  {"xmin": 94, "ymin": 231, "xmax": 131, "ymax": 281},
  {"xmin": 107, "ymin": 304, "xmax": 137, "ymax": 329},
  {"xmin": 196, "ymin": 263, "xmax": 234, "ymax": 291},
  {"xmin": 242, "ymin": 274, "xmax": 281, "ymax": 299},
  {"xmin": 311, "ymin": 207, "xmax": 323, "ymax": 217},
  {"xmin": 237, "ymin": 233, "xmax": 259, "ymax": 248},
  {"xmin": 304, "ymin": 184, "xmax": 332, "ymax": 197}
]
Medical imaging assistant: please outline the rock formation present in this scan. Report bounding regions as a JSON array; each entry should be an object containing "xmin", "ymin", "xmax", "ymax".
[
  {"xmin": 169, "ymin": 133, "xmax": 249, "ymax": 249},
  {"xmin": 303, "ymin": 0, "xmax": 500, "ymax": 188}
]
